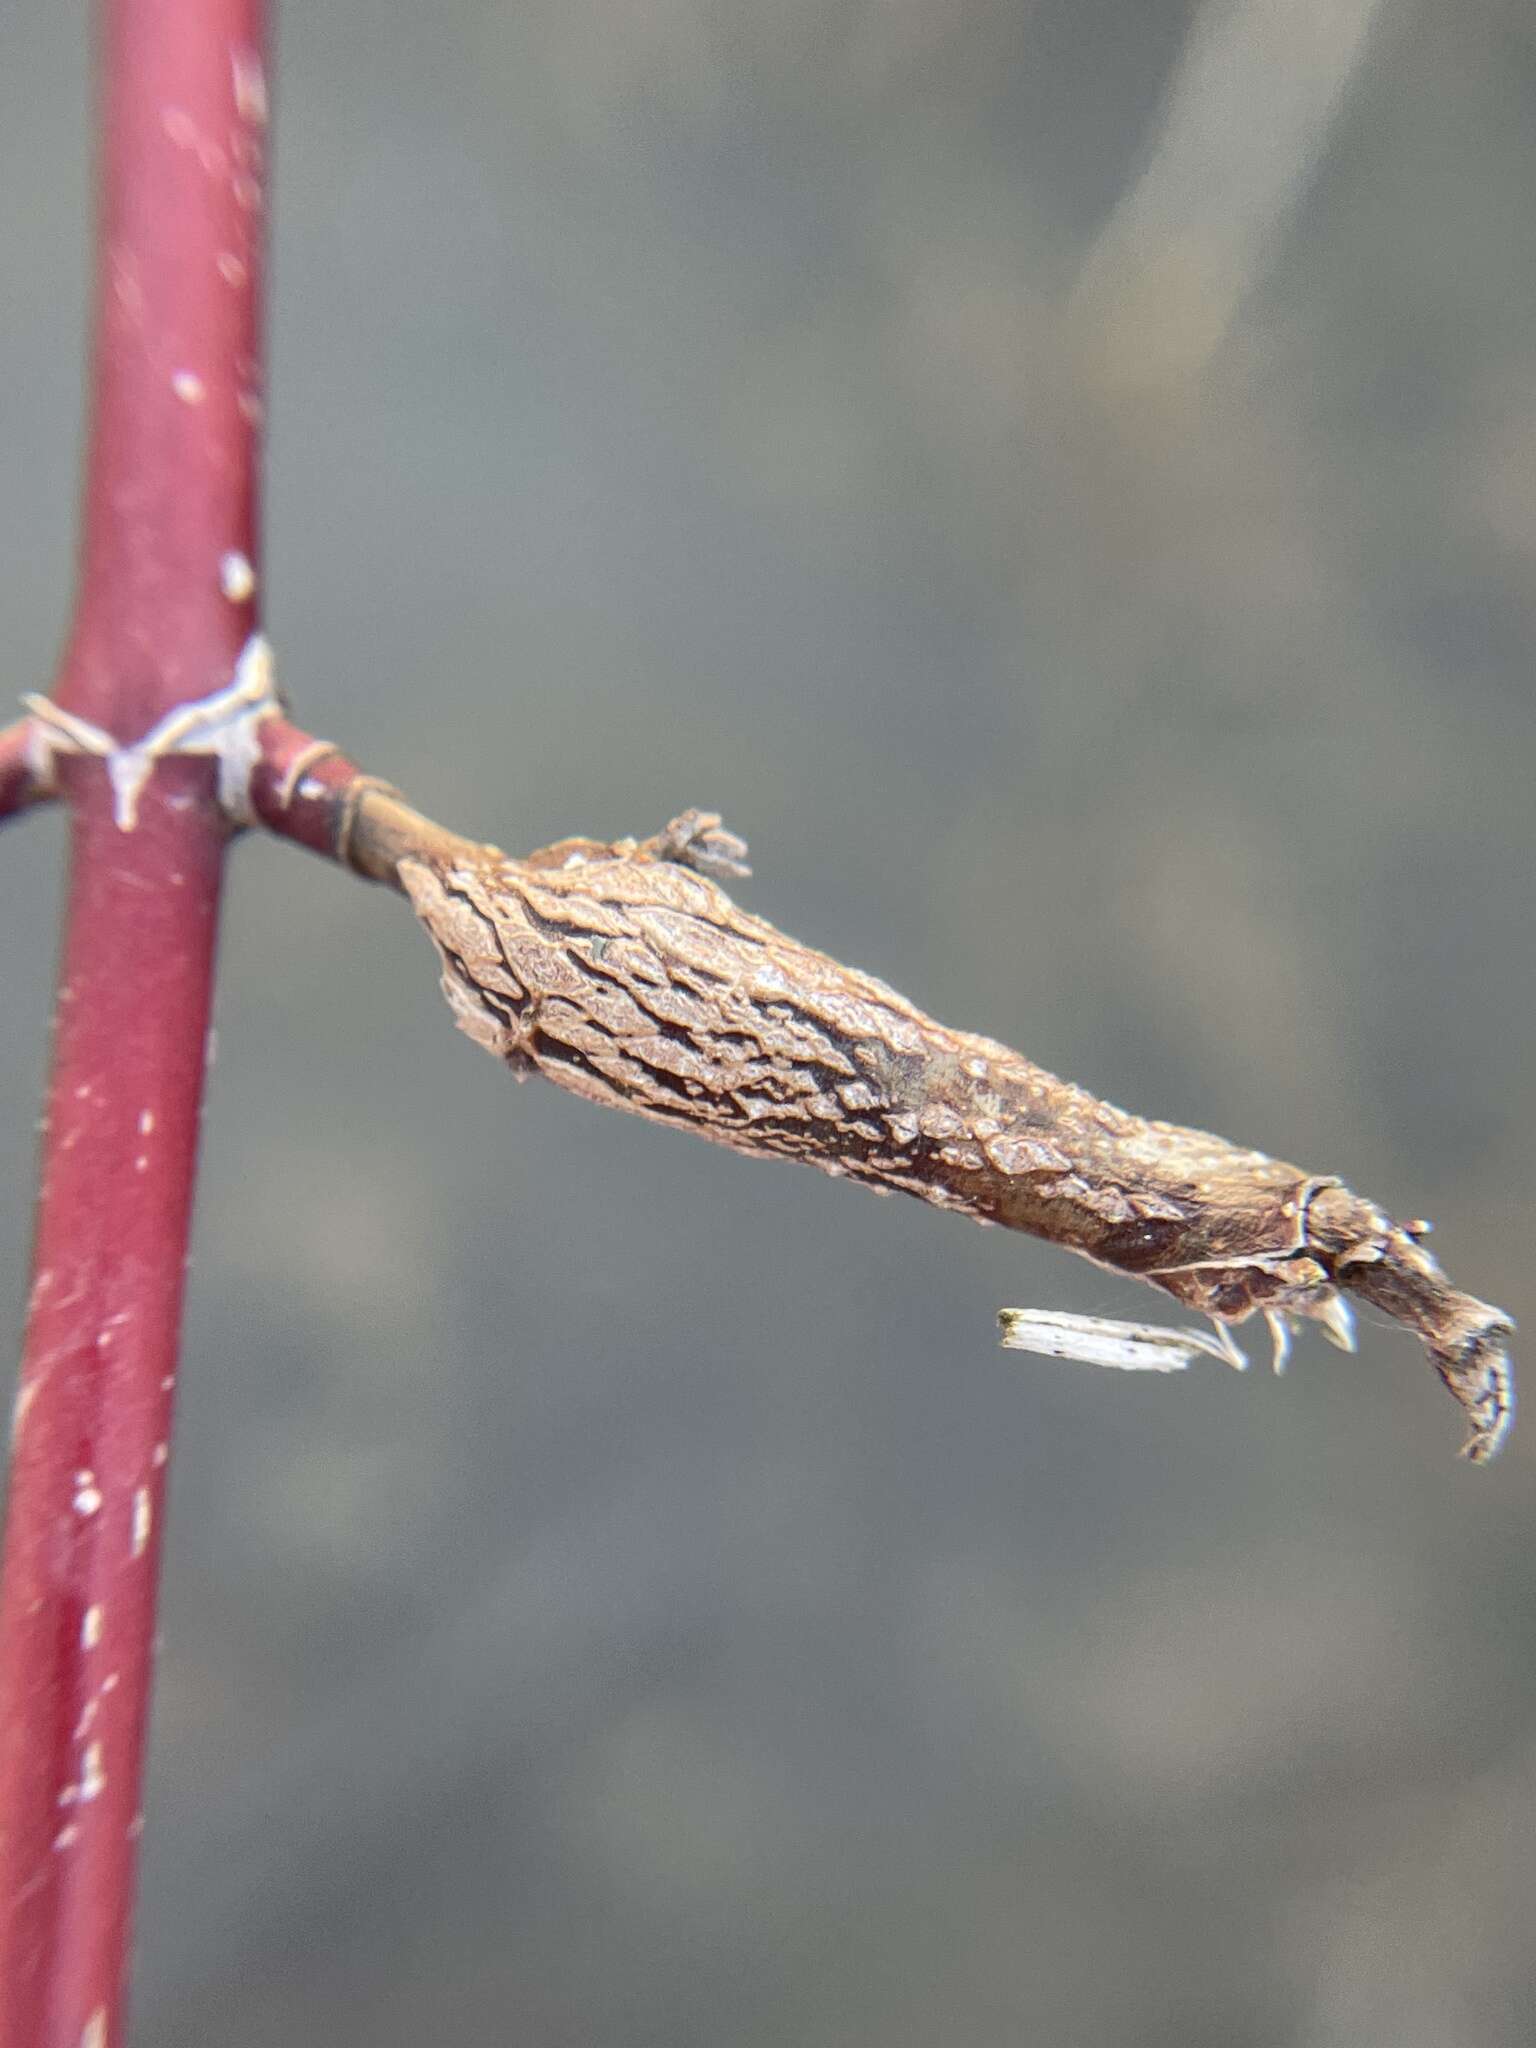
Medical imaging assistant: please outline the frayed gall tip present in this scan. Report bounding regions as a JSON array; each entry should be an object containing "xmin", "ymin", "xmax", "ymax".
[
  {"xmin": 1435, "ymin": 1319, "xmax": 1515, "ymax": 1465},
  {"xmin": 997, "ymin": 1294, "xmax": 1516, "ymax": 1467}
]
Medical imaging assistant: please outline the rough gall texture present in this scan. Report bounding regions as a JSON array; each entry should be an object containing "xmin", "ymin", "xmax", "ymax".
[{"xmin": 400, "ymin": 812, "xmax": 1513, "ymax": 1463}]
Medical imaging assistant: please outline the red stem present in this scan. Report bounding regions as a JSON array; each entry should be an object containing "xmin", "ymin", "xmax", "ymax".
[
  {"xmin": 0, "ymin": 3, "xmax": 268, "ymax": 2042},
  {"xmin": 61, "ymin": 0, "xmax": 266, "ymax": 738},
  {"xmin": 248, "ymin": 716, "xmax": 375, "ymax": 865}
]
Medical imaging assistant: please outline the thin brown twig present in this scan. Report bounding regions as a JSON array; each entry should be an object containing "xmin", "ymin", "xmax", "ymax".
[{"xmin": 0, "ymin": 718, "xmax": 53, "ymax": 823}]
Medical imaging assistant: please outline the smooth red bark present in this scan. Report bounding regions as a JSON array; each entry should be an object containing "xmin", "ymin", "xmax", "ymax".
[
  {"xmin": 0, "ymin": 2, "xmax": 269, "ymax": 2040},
  {"xmin": 0, "ymin": 769, "xmax": 226, "ymax": 2045},
  {"xmin": 248, "ymin": 716, "xmax": 374, "ymax": 864},
  {"xmin": 60, "ymin": 0, "xmax": 266, "ymax": 738}
]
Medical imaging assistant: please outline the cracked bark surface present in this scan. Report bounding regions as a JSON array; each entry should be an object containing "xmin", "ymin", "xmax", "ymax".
[{"xmin": 391, "ymin": 806, "xmax": 1514, "ymax": 1464}]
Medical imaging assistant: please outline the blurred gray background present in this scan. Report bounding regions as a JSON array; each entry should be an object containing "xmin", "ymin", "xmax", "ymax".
[{"xmin": 4, "ymin": 1, "xmax": 1535, "ymax": 2042}]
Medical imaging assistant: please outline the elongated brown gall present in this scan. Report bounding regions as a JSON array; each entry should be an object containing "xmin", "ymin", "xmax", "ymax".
[{"xmin": 378, "ymin": 805, "xmax": 1514, "ymax": 1464}]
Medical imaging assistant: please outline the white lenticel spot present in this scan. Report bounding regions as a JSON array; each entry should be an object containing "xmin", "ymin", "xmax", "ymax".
[
  {"xmin": 79, "ymin": 1743, "xmax": 106, "ymax": 1803},
  {"xmin": 219, "ymin": 550, "xmax": 256, "ymax": 601},
  {"xmin": 231, "ymin": 48, "xmax": 269, "ymax": 125},
  {"xmin": 131, "ymin": 1488, "xmax": 153, "ymax": 1559},
  {"xmin": 81, "ymin": 1605, "xmax": 104, "ymax": 1650},
  {"xmin": 171, "ymin": 370, "xmax": 206, "ymax": 405}
]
